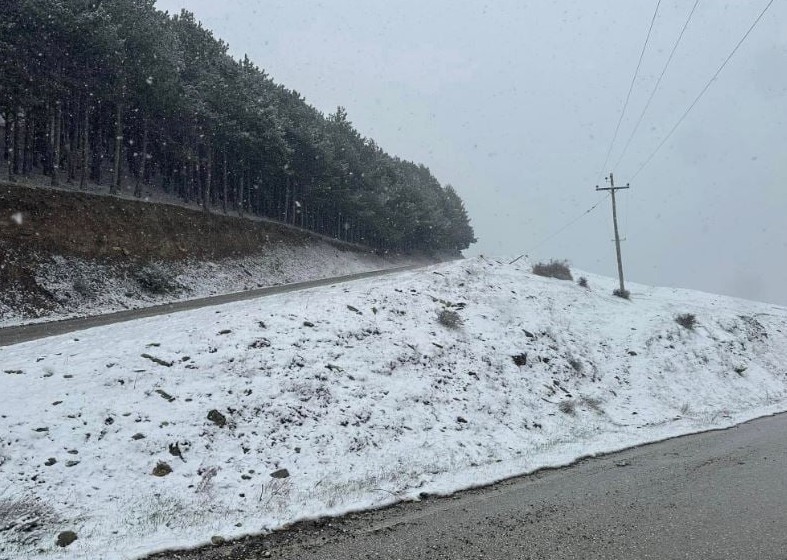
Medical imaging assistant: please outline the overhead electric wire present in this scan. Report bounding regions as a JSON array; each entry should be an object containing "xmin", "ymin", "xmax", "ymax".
[
  {"xmin": 613, "ymin": 0, "xmax": 701, "ymax": 171},
  {"xmin": 508, "ymin": 194, "xmax": 609, "ymax": 265},
  {"xmin": 628, "ymin": 0, "xmax": 777, "ymax": 181},
  {"xmin": 595, "ymin": 0, "xmax": 662, "ymax": 182}
]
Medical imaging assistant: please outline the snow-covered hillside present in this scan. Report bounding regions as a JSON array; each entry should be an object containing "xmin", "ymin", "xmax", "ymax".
[
  {"xmin": 2, "ymin": 257, "xmax": 787, "ymax": 560},
  {"xmin": 0, "ymin": 242, "xmax": 417, "ymax": 328}
]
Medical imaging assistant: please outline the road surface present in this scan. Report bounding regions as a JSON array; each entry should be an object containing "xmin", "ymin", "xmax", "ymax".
[
  {"xmin": 149, "ymin": 412, "xmax": 787, "ymax": 560},
  {"xmin": 0, "ymin": 264, "xmax": 424, "ymax": 347}
]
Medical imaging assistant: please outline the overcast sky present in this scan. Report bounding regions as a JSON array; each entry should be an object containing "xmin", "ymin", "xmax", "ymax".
[{"xmin": 157, "ymin": 0, "xmax": 786, "ymax": 305}]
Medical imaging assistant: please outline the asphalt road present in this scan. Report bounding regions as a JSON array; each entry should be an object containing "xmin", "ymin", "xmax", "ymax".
[
  {"xmin": 0, "ymin": 264, "xmax": 424, "ymax": 347},
  {"xmin": 149, "ymin": 412, "xmax": 787, "ymax": 560}
]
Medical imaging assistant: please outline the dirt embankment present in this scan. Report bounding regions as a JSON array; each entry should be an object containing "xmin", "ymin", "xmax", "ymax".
[
  {"xmin": 0, "ymin": 182, "xmax": 352, "ymax": 262},
  {"xmin": 0, "ymin": 183, "xmax": 405, "ymax": 322}
]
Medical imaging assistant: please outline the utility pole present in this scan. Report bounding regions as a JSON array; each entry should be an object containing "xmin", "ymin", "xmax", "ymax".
[{"xmin": 596, "ymin": 172, "xmax": 629, "ymax": 296}]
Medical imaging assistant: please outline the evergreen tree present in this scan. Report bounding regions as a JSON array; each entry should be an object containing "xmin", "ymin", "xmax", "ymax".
[{"xmin": 0, "ymin": 0, "xmax": 475, "ymax": 254}]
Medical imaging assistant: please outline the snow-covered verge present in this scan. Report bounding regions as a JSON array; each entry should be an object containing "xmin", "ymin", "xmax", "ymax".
[
  {"xmin": 1, "ymin": 257, "xmax": 787, "ymax": 560},
  {"xmin": 0, "ymin": 242, "xmax": 417, "ymax": 328}
]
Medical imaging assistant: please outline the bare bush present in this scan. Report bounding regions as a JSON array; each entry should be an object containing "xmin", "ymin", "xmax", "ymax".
[
  {"xmin": 437, "ymin": 309, "xmax": 462, "ymax": 329},
  {"xmin": 676, "ymin": 313, "xmax": 697, "ymax": 330},
  {"xmin": 558, "ymin": 400, "xmax": 576, "ymax": 415},
  {"xmin": 0, "ymin": 496, "xmax": 59, "ymax": 548},
  {"xmin": 72, "ymin": 276, "xmax": 93, "ymax": 298},
  {"xmin": 613, "ymin": 288, "xmax": 630, "ymax": 300},
  {"xmin": 580, "ymin": 396, "xmax": 603, "ymax": 413},
  {"xmin": 133, "ymin": 264, "xmax": 181, "ymax": 295},
  {"xmin": 532, "ymin": 260, "xmax": 573, "ymax": 281},
  {"xmin": 578, "ymin": 276, "xmax": 589, "ymax": 288}
]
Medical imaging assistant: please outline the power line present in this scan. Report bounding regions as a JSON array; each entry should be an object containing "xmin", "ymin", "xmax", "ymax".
[
  {"xmin": 509, "ymin": 194, "xmax": 609, "ymax": 265},
  {"xmin": 629, "ymin": 0, "xmax": 777, "ymax": 181},
  {"xmin": 595, "ymin": 0, "xmax": 663, "ymax": 183},
  {"xmin": 613, "ymin": 0, "xmax": 701, "ymax": 171}
]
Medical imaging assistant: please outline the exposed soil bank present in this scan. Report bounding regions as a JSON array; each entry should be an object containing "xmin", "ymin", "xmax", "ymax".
[{"xmin": 0, "ymin": 183, "xmax": 424, "ymax": 324}]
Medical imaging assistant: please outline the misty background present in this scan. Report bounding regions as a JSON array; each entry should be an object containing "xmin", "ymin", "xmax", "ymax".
[{"xmin": 156, "ymin": 0, "xmax": 787, "ymax": 305}]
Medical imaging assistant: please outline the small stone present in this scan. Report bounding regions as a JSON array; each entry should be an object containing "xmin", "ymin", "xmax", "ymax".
[
  {"xmin": 141, "ymin": 353, "xmax": 174, "ymax": 367},
  {"xmin": 512, "ymin": 353, "xmax": 527, "ymax": 367},
  {"xmin": 303, "ymin": 321, "xmax": 315, "ymax": 328},
  {"xmin": 155, "ymin": 389, "xmax": 176, "ymax": 402},
  {"xmin": 211, "ymin": 535, "xmax": 226, "ymax": 545},
  {"xmin": 456, "ymin": 416, "xmax": 468, "ymax": 424},
  {"xmin": 270, "ymin": 468, "xmax": 290, "ymax": 479},
  {"xmin": 45, "ymin": 458, "xmax": 57, "ymax": 466},
  {"xmin": 218, "ymin": 330, "xmax": 232, "ymax": 335},
  {"xmin": 56, "ymin": 531, "xmax": 77, "ymax": 548},
  {"xmin": 65, "ymin": 460, "xmax": 80, "ymax": 467},
  {"xmin": 131, "ymin": 433, "xmax": 146, "ymax": 441},
  {"xmin": 207, "ymin": 409, "xmax": 227, "ymax": 427},
  {"xmin": 152, "ymin": 461, "xmax": 172, "ymax": 477}
]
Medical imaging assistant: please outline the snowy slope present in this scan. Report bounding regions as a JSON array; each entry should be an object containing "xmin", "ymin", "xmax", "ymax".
[
  {"xmin": 0, "ymin": 242, "xmax": 417, "ymax": 328},
  {"xmin": 1, "ymin": 257, "xmax": 787, "ymax": 560}
]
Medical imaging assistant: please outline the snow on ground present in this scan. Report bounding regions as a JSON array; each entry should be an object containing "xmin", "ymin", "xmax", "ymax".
[
  {"xmin": 1, "ymin": 257, "xmax": 787, "ymax": 559},
  {"xmin": 0, "ymin": 242, "xmax": 415, "ymax": 328}
]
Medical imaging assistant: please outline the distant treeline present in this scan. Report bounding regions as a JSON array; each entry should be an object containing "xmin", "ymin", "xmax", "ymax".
[{"xmin": 0, "ymin": 0, "xmax": 475, "ymax": 254}]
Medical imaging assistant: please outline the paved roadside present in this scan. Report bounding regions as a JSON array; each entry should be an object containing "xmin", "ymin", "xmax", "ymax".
[
  {"xmin": 148, "ymin": 412, "xmax": 787, "ymax": 560},
  {"xmin": 0, "ymin": 264, "xmax": 425, "ymax": 347}
]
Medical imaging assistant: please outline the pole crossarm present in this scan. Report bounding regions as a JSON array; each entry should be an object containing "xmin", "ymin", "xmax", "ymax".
[{"xmin": 595, "ymin": 185, "xmax": 630, "ymax": 191}]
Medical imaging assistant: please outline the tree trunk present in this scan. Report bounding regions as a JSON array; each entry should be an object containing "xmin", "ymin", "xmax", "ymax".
[
  {"xmin": 222, "ymin": 146, "xmax": 228, "ymax": 213},
  {"xmin": 236, "ymin": 164, "xmax": 244, "ymax": 217},
  {"xmin": 134, "ymin": 117, "xmax": 148, "ymax": 197},
  {"xmin": 284, "ymin": 180, "xmax": 291, "ymax": 224},
  {"xmin": 181, "ymin": 161, "xmax": 188, "ymax": 201},
  {"xmin": 193, "ymin": 157, "xmax": 200, "ymax": 206},
  {"xmin": 90, "ymin": 108, "xmax": 102, "ymax": 184},
  {"xmin": 80, "ymin": 102, "xmax": 89, "ymax": 190},
  {"xmin": 22, "ymin": 109, "xmax": 32, "ymax": 175},
  {"xmin": 68, "ymin": 98, "xmax": 78, "ymax": 183},
  {"xmin": 5, "ymin": 111, "xmax": 15, "ymax": 182},
  {"xmin": 50, "ymin": 102, "xmax": 61, "ymax": 186},
  {"xmin": 203, "ymin": 141, "xmax": 212, "ymax": 212},
  {"xmin": 111, "ymin": 101, "xmax": 123, "ymax": 194},
  {"xmin": 12, "ymin": 108, "xmax": 21, "ymax": 176}
]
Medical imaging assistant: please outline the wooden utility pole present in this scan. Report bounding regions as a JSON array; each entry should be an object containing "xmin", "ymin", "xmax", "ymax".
[{"xmin": 596, "ymin": 172, "xmax": 629, "ymax": 296}]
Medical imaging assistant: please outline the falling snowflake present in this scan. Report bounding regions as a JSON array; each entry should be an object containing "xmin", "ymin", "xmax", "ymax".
[{"xmin": 11, "ymin": 212, "xmax": 23, "ymax": 225}]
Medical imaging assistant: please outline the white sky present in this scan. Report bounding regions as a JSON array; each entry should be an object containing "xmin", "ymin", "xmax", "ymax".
[{"xmin": 156, "ymin": 0, "xmax": 787, "ymax": 305}]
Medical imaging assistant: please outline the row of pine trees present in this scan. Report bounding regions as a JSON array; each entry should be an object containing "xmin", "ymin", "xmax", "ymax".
[{"xmin": 0, "ymin": 0, "xmax": 475, "ymax": 254}]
